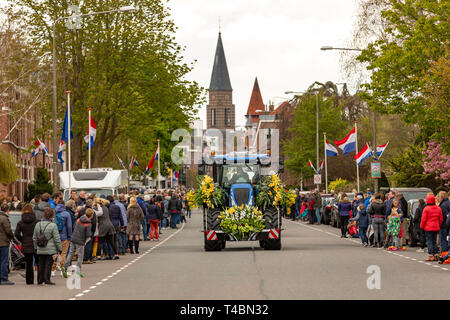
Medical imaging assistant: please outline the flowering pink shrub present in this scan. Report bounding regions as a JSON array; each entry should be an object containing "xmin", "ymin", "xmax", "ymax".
[{"xmin": 422, "ymin": 140, "xmax": 450, "ymax": 186}]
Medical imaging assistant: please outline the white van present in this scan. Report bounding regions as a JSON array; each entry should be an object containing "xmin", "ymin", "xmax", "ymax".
[{"xmin": 59, "ymin": 168, "xmax": 128, "ymax": 201}]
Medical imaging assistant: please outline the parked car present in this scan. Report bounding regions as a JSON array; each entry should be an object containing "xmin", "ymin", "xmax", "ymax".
[
  {"xmin": 389, "ymin": 187, "xmax": 432, "ymax": 202},
  {"xmin": 326, "ymin": 198, "xmax": 341, "ymax": 228}
]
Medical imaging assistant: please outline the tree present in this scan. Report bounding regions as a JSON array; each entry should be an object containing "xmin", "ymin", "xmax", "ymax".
[
  {"xmin": 0, "ymin": 151, "xmax": 19, "ymax": 184},
  {"xmin": 422, "ymin": 140, "xmax": 450, "ymax": 189},
  {"xmin": 10, "ymin": 0, "xmax": 205, "ymax": 170},
  {"xmin": 24, "ymin": 168, "xmax": 54, "ymax": 201},
  {"xmin": 357, "ymin": 0, "xmax": 449, "ymax": 144}
]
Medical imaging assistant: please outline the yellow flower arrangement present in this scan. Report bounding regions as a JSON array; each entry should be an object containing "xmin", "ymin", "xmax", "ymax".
[
  {"xmin": 188, "ymin": 175, "xmax": 224, "ymax": 209},
  {"xmin": 219, "ymin": 205, "xmax": 265, "ymax": 240},
  {"xmin": 256, "ymin": 174, "xmax": 297, "ymax": 213}
]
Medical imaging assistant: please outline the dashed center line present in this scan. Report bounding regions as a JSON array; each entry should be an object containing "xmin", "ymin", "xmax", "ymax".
[
  {"xmin": 286, "ymin": 218, "xmax": 449, "ymax": 272},
  {"xmin": 68, "ymin": 222, "xmax": 185, "ymax": 300}
]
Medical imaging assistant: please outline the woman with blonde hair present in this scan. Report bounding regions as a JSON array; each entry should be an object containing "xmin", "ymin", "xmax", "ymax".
[{"xmin": 126, "ymin": 197, "xmax": 144, "ymax": 254}]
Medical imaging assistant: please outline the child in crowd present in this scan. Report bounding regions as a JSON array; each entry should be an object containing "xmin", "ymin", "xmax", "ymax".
[
  {"xmin": 349, "ymin": 204, "xmax": 369, "ymax": 247},
  {"xmin": 386, "ymin": 207, "xmax": 402, "ymax": 251}
]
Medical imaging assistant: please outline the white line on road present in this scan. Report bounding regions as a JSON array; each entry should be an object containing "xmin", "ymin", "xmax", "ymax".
[{"xmin": 69, "ymin": 222, "xmax": 186, "ymax": 300}]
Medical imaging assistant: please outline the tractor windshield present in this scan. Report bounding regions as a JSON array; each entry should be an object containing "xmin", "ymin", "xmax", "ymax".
[{"xmin": 221, "ymin": 164, "xmax": 260, "ymax": 187}]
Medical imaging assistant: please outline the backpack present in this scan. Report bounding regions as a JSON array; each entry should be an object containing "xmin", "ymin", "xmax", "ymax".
[
  {"xmin": 55, "ymin": 212, "xmax": 64, "ymax": 232},
  {"xmin": 36, "ymin": 222, "xmax": 50, "ymax": 247}
]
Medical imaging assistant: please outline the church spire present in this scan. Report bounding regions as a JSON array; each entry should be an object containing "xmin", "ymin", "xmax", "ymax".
[
  {"xmin": 209, "ymin": 32, "xmax": 232, "ymax": 91},
  {"xmin": 246, "ymin": 77, "xmax": 265, "ymax": 115}
]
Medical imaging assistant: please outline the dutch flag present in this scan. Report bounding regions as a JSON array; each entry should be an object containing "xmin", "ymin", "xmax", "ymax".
[
  {"xmin": 325, "ymin": 141, "xmax": 339, "ymax": 157},
  {"xmin": 334, "ymin": 126, "xmax": 356, "ymax": 155},
  {"xmin": 116, "ymin": 154, "xmax": 126, "ymax": 169},
  {"xmin": 318, "ymin": 160, "xmax": 324, "ymax": 174},
  {"xmin": 31, "ymin": 140, "xmax": 48, "ymax": 158},
  {"xmin": 84, "ymin": 112, "xmax": 97, "ymax": 150},
  {"xmin": 354, "ymin": 143, "xmax": 373, "ymax": 166},
  {"xmin": 57, "ymin": 140, "xmax": 65, "ymax": 165},
  {"xmin": 145, "ymin": 145, "xmax": 159, "ymax": 174},
  {"xmin": 307, "ymin": 160, "xmax": 317, "ymax": 173},
  {"xmin": 376, "ymin": 142, "xmax": 389, "ymax": 158}
]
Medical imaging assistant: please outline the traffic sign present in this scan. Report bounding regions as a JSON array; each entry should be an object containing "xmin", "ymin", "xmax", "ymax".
[{"xmin": 314, "ymin": 174, "xmax": 322, "ymax": 184}]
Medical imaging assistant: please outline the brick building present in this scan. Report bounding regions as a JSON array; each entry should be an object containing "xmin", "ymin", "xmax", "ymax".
[{"xmin": 0, "ymin": 89, "xmax": 54, "ymax": 201}]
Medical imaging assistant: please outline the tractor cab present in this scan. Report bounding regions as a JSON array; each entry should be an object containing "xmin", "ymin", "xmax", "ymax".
[{"xmin": 199, "ymin": 152, "xmax": 277, "ymax": 207}]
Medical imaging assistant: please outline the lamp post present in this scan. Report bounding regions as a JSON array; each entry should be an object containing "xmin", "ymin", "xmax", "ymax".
[
  {"xmin": 320, "ymin": 45, "xmax": 378, "ymax": 193},
  {"xmin": 52, "ymin": 5, "xmax": 136, "ymax": 190}
]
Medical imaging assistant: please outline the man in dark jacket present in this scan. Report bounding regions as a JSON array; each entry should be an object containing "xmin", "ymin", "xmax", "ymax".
[
  {"xmin": 168, "ymin": 194, "xmax": 182, "ymax": 229},
  {"xmin": 107, "ymin": 196, "xmax": 123, "ymax": 259},
  {"xmin": 77, "ymin": 191, "xmax": 86, "ymax": 206},
  {"xmin": 438, "ymin": 191, "xmax": 450, "ymax": 252},
  {"xmin": 62, "ymin": 208, "xmax": 93, "ymax": 278},
  {"xmin": 368, "ymin": 194, "xmax": 386, "ymax": 248},
  {"xmin": 0, "ymin": 202, "xmax": 14, "ymax": 285},
  {"xmin": 15, "ymin": 204, "xmax": 38, "ymax": 284},
  {"xmin": 65, "ymin": 200, "xmax": 77, "ymax": 231}
]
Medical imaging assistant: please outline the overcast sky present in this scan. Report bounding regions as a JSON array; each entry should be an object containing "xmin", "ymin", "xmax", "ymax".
[{"xmin": 168, "ymin": 0, "xmax": 359, "ymax": 127}]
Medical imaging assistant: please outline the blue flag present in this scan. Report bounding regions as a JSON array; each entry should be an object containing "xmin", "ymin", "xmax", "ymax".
[{"xmin": 61, "ymin": 107, "xmax": 74, "ymax": 143}]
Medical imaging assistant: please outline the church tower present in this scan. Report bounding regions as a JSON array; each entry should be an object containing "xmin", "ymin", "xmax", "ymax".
[{"xmin": 206, "ymin": 32, "xmax": 235, "ymax": 130}]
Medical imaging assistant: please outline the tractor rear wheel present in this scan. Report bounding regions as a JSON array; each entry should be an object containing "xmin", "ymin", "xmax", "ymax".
[
  {"xmin": 261, "ymin": 206, "xmax": 281, "ymax": 250},
  {"xmin": 204, "ymin": 208, "xmax": 223, "ymax": 252}
]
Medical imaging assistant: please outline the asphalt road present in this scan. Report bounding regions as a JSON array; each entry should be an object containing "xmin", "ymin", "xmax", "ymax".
[{"xmin": 1, "ymin": 209, "xmax": 449, "ymax": 300}]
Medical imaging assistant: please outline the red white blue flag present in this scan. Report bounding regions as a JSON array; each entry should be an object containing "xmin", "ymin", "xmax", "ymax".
[
  {"xmin": 31, "ymin": 140, "xmax": 48, "ymax": 157},
  {"xmin": 376, "ymin": 142, "xmax": 389, "ymax": 158},
  {"xmin": 307, "ymin": 160, "xmax": 317, "ymax": 173},
  {"xmin": 354, "ymin": 143, "xmax": 373, "ymax": 166},
  {"xmin": 334, "ymin": 126, "xmax": 356, "ymax": 155},
  {"xmin": 84, "ymin": 112, "xmax": 97, "ymax": 150},
  {"xmin": 145, "ymin": 145, "xmax": 159, "ymax": 174}
]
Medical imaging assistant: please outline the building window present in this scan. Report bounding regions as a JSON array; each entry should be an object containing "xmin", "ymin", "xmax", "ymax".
[
  {"xmin": 211, "ymin": 108, "xmax": 216, "ymax": 126},
  {"xmin": 225, "ymin": 108, "xmax": 231, "ymax": 126}
]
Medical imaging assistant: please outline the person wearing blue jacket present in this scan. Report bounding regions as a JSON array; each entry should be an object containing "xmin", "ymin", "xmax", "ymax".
[
  {"xmin": 114, "ymin": 195, "xmax": 128, "ymax": 255},
  {"xmin": 338, "ymin": 196, "xmax": 352, "ymax": 238},
  {"xmin": 107, "ymin": 196, "xmax": 124, "ymax": 259},
  {"xmin": 350, "ymin": 204, "xmax": 370, "ymax": 246},
  {"xmin": 53, "ymin": 200, "xmax": 72, "ymax": 274},
  {"xmin": 137, "ymin": 196, "xmax": 148, "ymax": 240}
]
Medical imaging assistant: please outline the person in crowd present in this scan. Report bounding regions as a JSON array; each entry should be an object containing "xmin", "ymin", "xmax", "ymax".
[
  {"xmin": 306, "ymin": 192, "xmax": 315, "ymax": 224},
  {"xmin": 65, "ymin": 200, "xmax": 77, "ymax": 231},
  {"xmin": 14, "ymin": 204, "xmax": 38, "ymax": 284},
  {"xmin": 62, "ymin": 208, "xmax": 94, "ymax": 278},
  {"xmin": 32, "ymin": 195, "xmax": 41, "ymax": 211},
  {"xmin": 338, "ymin": 195, "xmax": 352, "ymax": 238},
  {"xmin": 350, "ymin": 204, "xmax": 369, "ymax": 246},
  {"xmin": 77, "ymin": 191, "xmax": 86, "ymax": 206},
  {"xmin": 127, "ymin": 197, "xmax": 145, "ymax": 254},
  {"xmin": 49, "ymin": 192, "xmax": 61, "ymax": 209},
  {"xmin": 413, "ymin": 199, "xmax": 427, "ymax": 252},
  {"xmin": 384, "ymin": 199, "xmax": 403, "ymax": 248},
  {"xmin": 107, "ymin": 195, "xmax": 123, "ymax": 260},
  {"xmin": 79, "ymin": 199, "xmax": 96, "ymax": 264},
  {"xmin": 95, "ymin": 198, "xmax": 117, "ymax": 260},
  {"xmin": 437, "ymin": 191, "xmax": 449, "ymax": 253},
  {"xmin": 185, "ymin": 194, "xmax": 191, "ymax": 219},
  {"xmin": 75, "ymin": 206, "xmax": 83, "ymax": 218},
  {"xmin": 137, "ymin": 195, "xmax": 149, "ymax": 241},
  {"xmin": 52, "ymin": 199, "xmax": 72, "ymax": 274},
  {"xmin": 168, "ymin": 193, "xmax": 182, "ymax": 229},
  {"xmin": 385, "ymin": 190, "xmax": 396, "ymax": 217},
  {"xmin": 367, "ymin": 193, "xmax": 386, "ymax": 248},
  {"xmin": 162, "ymin": 195, "xmax": 170, "ymax": 230},
  {"xmin": 439, "ymin": 210, "xmax": 450, "ymax": 264},
  {"xmin": 386, "ymin": 205, "xmax": 402, "ymax": 251},
  {"xmin": 10, "ymin": 195, "xmax": 22, "ymax": 211},
  {"xmin": 0, "ymin": 202, "xmax": 15, "ymax": 285},
  {"xmin": 147, "ymin": 198, "xmax": 162, "ymax": 241},
  {"xmin": 33, "ymin": 207, "xmax": 62, "ymax": 285},
  {"xmin": 34, "ymin": 193, "xmax": 51, "ymax": 221},
  {"xmin": 115, "ymin": 195, "xmax": 128, "ymax": 255},
  {"xmin": 420, "ymin": 194, "xmax": 443, "ymax": 261}
]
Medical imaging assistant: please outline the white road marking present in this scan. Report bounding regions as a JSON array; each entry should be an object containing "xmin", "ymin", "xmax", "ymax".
[{"xmin": 69, "ymin": 222, "xmax": 186, "ymax": 300}]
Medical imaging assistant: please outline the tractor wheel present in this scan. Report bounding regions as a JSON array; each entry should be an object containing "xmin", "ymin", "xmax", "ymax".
[
  {"xmin": 204, "ymin": 208, "xmax": 222, "ymax": 252},
  {"xmin": 261, "ymin": 206, "xmax": 281, "ymax": 250}
]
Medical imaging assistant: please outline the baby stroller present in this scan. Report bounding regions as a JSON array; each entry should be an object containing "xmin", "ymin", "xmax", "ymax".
[{"xmin": 8, "ymin": 238, "xmax": 25, "ymax": 272}]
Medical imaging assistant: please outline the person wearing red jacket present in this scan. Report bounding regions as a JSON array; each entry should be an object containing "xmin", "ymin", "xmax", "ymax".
[{"xmin": 420, "ymin": 194, "xmax": 443, "ymax": 261}]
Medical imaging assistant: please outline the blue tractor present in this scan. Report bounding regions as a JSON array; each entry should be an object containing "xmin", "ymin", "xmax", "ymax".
[{"xmin": 199, "ymin": 152, "xmax": 284, "ymax": 251}]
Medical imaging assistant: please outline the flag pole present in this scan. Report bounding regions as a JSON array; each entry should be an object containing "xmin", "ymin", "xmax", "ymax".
[
  {"xmin": 324, "ymin": 132, "xmax": 328, "ymax": 194},
  {"xmin": 157, "ymin": 139, "xmax": 160, "ymax": 190},
  {"xmin": 355, "ymin": 121, "xmax": 359, "ymax": 193},
  {"xmin": 66, "ymin": 91, "xmax": 72, "ymax": 195},
  {"xmin": 88, "ymin": 108, "xmax": 91, "ymax": 169}
]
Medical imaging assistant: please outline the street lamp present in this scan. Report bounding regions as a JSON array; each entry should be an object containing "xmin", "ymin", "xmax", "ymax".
[
  {"xmin": 52, "ymin": 5, "xmax": 136, "ymax": 189},
  {"xmin": 320, "ymin": 45, "xmax": 378, "ymax": 193}
]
